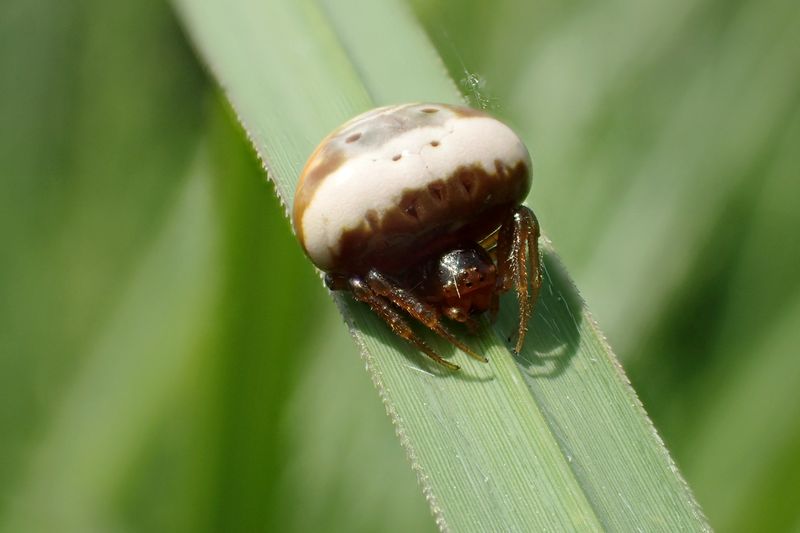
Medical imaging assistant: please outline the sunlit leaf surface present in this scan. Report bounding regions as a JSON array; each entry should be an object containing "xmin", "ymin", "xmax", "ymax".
[
  {"xmin": 173, "ymin": 0, "xmax": 708, "ymax": 530},
  {"xmin": 5, "ymin": 0, "xmax": 796, "ymax": 530}
]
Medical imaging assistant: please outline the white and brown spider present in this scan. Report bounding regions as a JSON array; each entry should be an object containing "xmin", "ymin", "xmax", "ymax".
[{"xmin": 293, "ymin": 103, "xmax": 541, "ymax": 370}]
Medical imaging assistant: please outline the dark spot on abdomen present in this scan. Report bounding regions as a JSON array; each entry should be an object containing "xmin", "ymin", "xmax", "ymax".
[
  {"xmin": 460, "ymin": 175, "xmax": 475, "ymax": 196},
  {"xmin": 401, "ymin": 196, "xmax": 421, "ymax": 221},
  {"xmin": 427, "ymin": 181, "xmax": 446, "ymax": 202}
]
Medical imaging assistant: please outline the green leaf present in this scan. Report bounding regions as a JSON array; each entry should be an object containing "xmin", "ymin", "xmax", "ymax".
[
  {"xmin": 2, "ymin": 150, "xmax": 221, "ymax": 533},
  {"xmin": 496, "ymin": 0, "xmax": 800, "ymax": 356},
  {"xmin": 418, "ymin": 2, "xmax": 800, "ymax": 529},
  {"xmin": 173, "ymin": 0, "xmax": 709, "ymax": 530}
]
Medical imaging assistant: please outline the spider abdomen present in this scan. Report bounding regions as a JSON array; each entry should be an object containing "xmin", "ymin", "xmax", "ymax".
[{"xmin": 293, "ymin": 103, "xmax": 532, "ymax": 274}]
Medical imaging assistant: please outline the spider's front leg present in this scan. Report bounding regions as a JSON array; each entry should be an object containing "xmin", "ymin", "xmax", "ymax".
[
  {"xmin": 365, "ymin": 270, "xmax": 487, "ymax": 363},
  {"xmin": 496, "ymin": 206, "xmax": 542, "ymax": 354},
  {"xmin": 325, "ymin": 273, "xmax": 460, "ymax": 370}
]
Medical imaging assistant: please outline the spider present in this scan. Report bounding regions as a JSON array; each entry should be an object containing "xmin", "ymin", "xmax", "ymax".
[{"xmin": 293, "ymin": 103, "xmax": 541, "ymax": 370}]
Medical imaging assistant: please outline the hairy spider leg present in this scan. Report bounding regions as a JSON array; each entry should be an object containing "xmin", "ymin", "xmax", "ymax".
[
  {"xmin": 348, "ymin": 276, "xmax": 460, "ymax": 370},
  {"xmin": 524, "ymin": 209, "xmax": 543, "ymax": 339},
  {"xmin": 496, "ymin": 206, "xmax": 542, "ymax": 354},
  {"xmin": 365, "ymin": 270, "xmax": 488, "ymax": 363},
  {"xmin": 480, "ymin": 227, "xmax": 500, "ymax": 254}
]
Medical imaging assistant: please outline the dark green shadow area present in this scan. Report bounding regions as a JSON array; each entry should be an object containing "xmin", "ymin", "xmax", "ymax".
[
  {"xmin": 0, "ymin": 0, "xmax": 206, "ymax": 516},
  {"xmin": 493, "ymin": 248, "xmax": 583, "ymax": 378}
]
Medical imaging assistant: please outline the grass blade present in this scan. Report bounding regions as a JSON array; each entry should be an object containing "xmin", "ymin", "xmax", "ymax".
[
  {"xmin": 2, "ymin": 151, "xmax": 221, "ymax": 532},
  {"xmin": 173, "ymin": 1, "xmax": 709, "ymax": 530}
]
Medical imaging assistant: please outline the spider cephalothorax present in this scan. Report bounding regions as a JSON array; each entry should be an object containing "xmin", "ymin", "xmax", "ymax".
[{"xmin": 293, "ymin": 103, "xmax": 541, "ymax": 370}]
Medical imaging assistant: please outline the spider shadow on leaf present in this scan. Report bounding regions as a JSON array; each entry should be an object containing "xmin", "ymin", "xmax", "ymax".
[
  {"xmin": 493, "ymin": 248, "xmax": 583, "ymax": 379},
  {"xmin": 336, "ymin": 247, "xmax": 581, "ymax": 381},
  {"xmin": 336, "ymin": 295, "xmax": 495, "ymax": 381}
]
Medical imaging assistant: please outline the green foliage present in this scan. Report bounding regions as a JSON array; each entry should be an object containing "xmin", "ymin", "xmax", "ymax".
[
  {"xmin": 0, "ymin": 1, "xmax": 429, "ymax": 532},
  {"xmin": 173, "ymin": 0, "xmax": 705, "ymax": 531},
  {"xmin": 1, "ymin": 0, "xmax": 797, "ymax": 531},
  {"xmin": 413, "ymin": 0, "xmax": 800, "ymax": 530}
]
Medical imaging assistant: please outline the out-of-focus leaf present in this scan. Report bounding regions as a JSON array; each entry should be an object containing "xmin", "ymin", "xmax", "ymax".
[
  {"xmin": 0, "ymin": 0, "xmax": 205, "ymax": 514},
  {"xmin": 2, "ymin": 151, "xmax": 221, "ymax": 533},
  {"xmin": 173, "ymin": 0, "xmax": 709, "ymax": 530},
  {"xmin": 411, "ymin": 0, "xmax": 800, "ymax": 530}
]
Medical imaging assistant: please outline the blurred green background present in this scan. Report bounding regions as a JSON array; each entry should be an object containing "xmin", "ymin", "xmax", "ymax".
[{"xmin": 1, "ymin": 0, "xmax": 798, "ymax": 531}]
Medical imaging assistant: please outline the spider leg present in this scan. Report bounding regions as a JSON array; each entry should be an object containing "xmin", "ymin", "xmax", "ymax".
[
  {"xmin": 496, "ymin": 214, "xmax": 514, "ymax": 292},
  {"xmin": 496, "ymin": 206, "xmax": 542, "ymax": 353},
  {"xmin": 480, "ymin": 227, "xmax": 500, "ymax": 255},
  {"xmin": 525, "ymin": 210, "xmax": 543, "ymax": 334},
  {"xmin": 366, "ymin": 269, "xmax": 488, "ymax": 363},
  {"xmin": 348, "ymin": 276, "xmax": 459, "ymax": 371}
]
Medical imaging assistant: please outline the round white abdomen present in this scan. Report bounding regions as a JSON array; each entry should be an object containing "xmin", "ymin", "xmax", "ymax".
[{"xmin": 293, "ymin": 103, "xmax": 532, "ymax": 272}]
